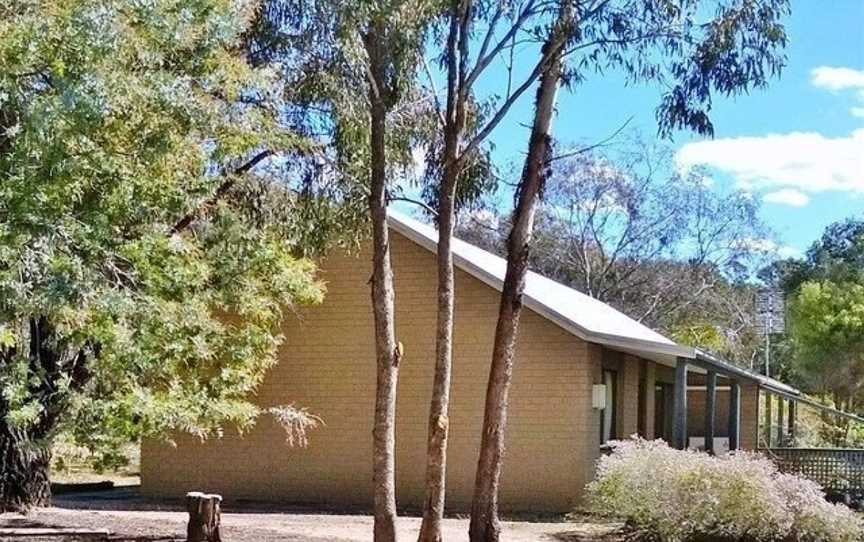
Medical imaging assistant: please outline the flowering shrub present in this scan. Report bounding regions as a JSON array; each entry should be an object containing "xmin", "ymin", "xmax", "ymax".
[{"xmin": 586, "ymin": 438, "xmax": 864, "ymax": 542}]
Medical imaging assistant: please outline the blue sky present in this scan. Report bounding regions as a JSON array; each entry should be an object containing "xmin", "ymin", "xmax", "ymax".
[{"xmin": 471, "ymin": 0, "xmax": 864, "ymax": 258}]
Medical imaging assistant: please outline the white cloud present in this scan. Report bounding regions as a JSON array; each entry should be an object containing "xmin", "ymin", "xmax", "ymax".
[
  {"xmin": 777, "ymin": 245, "xmax": 803, "ymax": 259},
  {"xmin": 811, "ymin": 66, "xmax": 864, "ymax": 91},
  {"xmin": 676, "ymin": 66, "xmax": 864, "ymax": 201},
  {"xmin": 763, "ymin": 188, "xmax": 810, "ymax": 207},
  {"xmin": 738, "ymin": 238, "xmax": 802, "ymax": 259},
  {"xmin": 810, "ymin": 66, "xmax": 864, "ymax": 118},
  {"xmin": 676, "ymin": 129, "xmax": 864, "ymax": 196}
]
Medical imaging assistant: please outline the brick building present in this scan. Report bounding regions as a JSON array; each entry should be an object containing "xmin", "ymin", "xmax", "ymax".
[{"xmin": 141, "ymin": 212, "xmax": 797, "ymax": 513}]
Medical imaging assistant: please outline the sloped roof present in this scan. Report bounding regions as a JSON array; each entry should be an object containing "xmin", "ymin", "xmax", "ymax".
[
  {"xmin": 388, "ymin": 211, "xmax": 692, "ymax": 362},
  {"xmin": 387, "ymin": 211, "xmax": 802, "ymax": 397}
]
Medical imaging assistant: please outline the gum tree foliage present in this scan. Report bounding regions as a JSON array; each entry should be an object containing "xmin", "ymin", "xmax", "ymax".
[
  {"xmin": 245, "ymin": 0, "xmax": 438, "ymax": 190},
  {"xmin": 0, "ymin": 0, "xmax": 332, "ymax": 510}
]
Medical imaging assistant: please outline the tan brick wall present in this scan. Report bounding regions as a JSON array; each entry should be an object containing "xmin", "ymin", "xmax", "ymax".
[
  {"xmin": 685, "ymin": 383, "xmax": 759, "ymax": 451},
  {"xmin": 688, "ymin": 389, "xmax": 732, "ymax": 438},
  {"xmin": 582, "ymin": 343, "xmax": 603, "ymax": 494},
  {"xmin": 141, "ymin": 231, "xmax": 601, "ymax": 513},
  {"xmin": 740, "ymin": 382, "xmax": 759, "ymax": 451},
  {"xmin": 618, "ymin": 355, "xmax": 641, "ymax": 438}
]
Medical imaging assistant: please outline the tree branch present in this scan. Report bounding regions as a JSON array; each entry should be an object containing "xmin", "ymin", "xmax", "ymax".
[
  {"xmin": 170, "ymin": 150, "xmax": 273, "ymax": 234},
  {"xmin": 457, "ymin": 36, "xmax": 566, "ymax": 168},
  {"xmin": 547, "ymin": 116, "xmax": 633, "ymax": 163},
  {"xmin": 422, "ymin": 56, "xmax": 447, "ymax": 127},
  {"xmin": 464, "ymin": 0, "xmax": 538, "ymax": 91},
  {"xmin": 388, "ymin": 195, "xmax": 439, "ymax": 217}
]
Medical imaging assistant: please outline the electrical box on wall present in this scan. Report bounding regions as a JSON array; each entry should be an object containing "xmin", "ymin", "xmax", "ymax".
[{"xmin": 592, "ymin": 384, "xmax": 607, "ymax": 409}]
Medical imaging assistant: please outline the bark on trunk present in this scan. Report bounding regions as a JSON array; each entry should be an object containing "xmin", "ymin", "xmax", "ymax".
[
  {"xmin": 0, "ymin": 422, "xmax": 52, "ymax": 512},
  {"xmin": 418, "ymin": 3, "xmax": 470, "ymax": 541},
  {"xmin": 364, "ymin": 24, "xmax": 400, "ymax": 542},
  {"xmin": 469, "ymin": 9, "xmax": 570, "ymax": 541},
  {"xmin": 418, "ymin": 162, "xmax": 457, "ymax": 542},
  {"xmin": 0, "ymin": 317, "xmax": 92, "ymax": 512}
]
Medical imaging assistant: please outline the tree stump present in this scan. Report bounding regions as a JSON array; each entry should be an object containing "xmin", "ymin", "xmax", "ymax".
[{"xmin": 186, "ymin": 491, "xmax": 222, "ymax": 542}]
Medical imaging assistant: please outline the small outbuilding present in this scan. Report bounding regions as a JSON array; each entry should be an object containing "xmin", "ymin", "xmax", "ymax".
[{"xmin": 141, "ymin": 212, "xmax": 798, "ymax": 513}]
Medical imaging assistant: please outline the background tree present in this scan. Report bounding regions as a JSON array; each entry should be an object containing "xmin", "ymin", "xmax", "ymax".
[
  {"xmin": 0, "ymin": 0, "xmax": 339, "ymax": 510},
  {"xmin": 459, "ymin": 140, "xmax": 771, "ymax": 366},
  {"xmin": 766, "ymin": 218, "xmax": 864, "ymax": 294},
  {"xmin": 766, "ymin": 217, "xmax": 864, "ymax": 439},
  {"xmin": 789, "ymin": 281, "xmax": 864, "ymax": 411},
  {"xmin": 468, "ymin": 0, "xmax": 789, "ymax": 539}
]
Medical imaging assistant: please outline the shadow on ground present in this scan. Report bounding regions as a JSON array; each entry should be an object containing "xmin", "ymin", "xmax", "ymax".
[
  {"xmin": 52, "ymin": 485, "xmax": 183, "ymax": 513},
  {"xmin": 0, "ymin": 514, "xmax": 180, "ymax": 541}
]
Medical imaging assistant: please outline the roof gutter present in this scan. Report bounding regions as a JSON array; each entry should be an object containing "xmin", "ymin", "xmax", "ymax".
[
  {"xmin": 693, "ymin": 349, "xmax": 799, "ymax": 395},
  {"xmin": 691, "ymin": 349, "xmax": 864, "ymax": 424}
]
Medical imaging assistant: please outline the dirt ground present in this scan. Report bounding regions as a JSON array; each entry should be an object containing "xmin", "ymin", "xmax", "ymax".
[
  {"xmin": 0, "ymin": 487, "xmax": 625, "ymax": 542},
  {"xmin": 1, "ymin": 508, "xmax": 624, "ymax": 541}
]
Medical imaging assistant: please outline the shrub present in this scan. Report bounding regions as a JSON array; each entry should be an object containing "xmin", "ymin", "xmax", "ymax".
[{"xmin": 586, "ymin": 438, "xmax": 864, "ymax": 542}]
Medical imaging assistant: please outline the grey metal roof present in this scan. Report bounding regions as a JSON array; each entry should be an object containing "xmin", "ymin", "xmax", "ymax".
[{"xmin": 388, "ymin": 210, "xmax": 804, "ymax": 395}]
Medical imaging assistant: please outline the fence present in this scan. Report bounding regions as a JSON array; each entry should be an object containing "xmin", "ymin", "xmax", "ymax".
[{"xmin": 765, "ymin": 448, "xmax": 864, "ymax": 494}]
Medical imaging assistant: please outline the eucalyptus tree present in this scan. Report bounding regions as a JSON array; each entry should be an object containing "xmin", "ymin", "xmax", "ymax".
[
  {"xmin": 247, "ymin": 2, "xmax": 439, "ymax": 540},
  {"xmin": 469, "ymin": 0, "xmax": 789, "ymax": 540},
  {"xmin": 415, "ymin": 2, "xmax": 571, "ymax": 538},
  {"xmin": 361, "ymin": 6, "xmax": 440, "ymax": 540},
  {"xmin": 469, "ymin": 2, "xmax": 577, "ymax": 539},
  {"xmin": 0, "ymin": 0, "xmax": 334, "ymax": 510}
]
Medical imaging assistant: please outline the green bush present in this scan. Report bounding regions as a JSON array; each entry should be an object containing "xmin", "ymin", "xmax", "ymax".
[{"xmin": 586, "ymin": 438, "xmax": 864, "ymax": 542}]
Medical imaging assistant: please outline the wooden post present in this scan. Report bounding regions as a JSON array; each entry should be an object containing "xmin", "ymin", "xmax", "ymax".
[
  {"xmin": 640, "ymin": 361, "xmax": 656, "ymax": 438},
  {"xmin": 763, "ymin": 391, "xmax": 773, "ymax": 448},
  {"xmin": 705, "ymin": 371, "xmax": 717, "ymax": 454},
  {"xmin": 729, "ymin": 382, "xmax": 741, "ymax": 451},
  {"xmin": 788, "ymin": 400, "xmax": 796, "ymax": 445},
  {"xmin": 776, "ymin": 396, "xmax": 786, "ymax": 446},
  {"xmin": 672, "ymin": 359, "xmax": 688, "ymax": 450},
  {"xmin": 186, "ymin": 492, "xmax": 222, "ymax": 542}
]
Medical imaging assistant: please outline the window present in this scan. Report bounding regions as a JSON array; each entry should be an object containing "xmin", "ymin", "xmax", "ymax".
[{"xmin": 600, "ymin": 370, "xmax": 618, "ymax": 443}]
